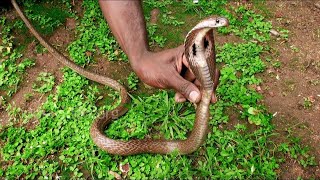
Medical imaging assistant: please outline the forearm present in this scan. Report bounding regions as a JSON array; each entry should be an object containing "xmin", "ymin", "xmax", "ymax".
[{"xmin": 99, "ymin": 0, "xmax": 148, "ymax": 67}]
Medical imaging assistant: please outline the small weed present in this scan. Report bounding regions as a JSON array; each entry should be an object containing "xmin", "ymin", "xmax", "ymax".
[
  {"xmin": 161, "ymin": 14, "xmax": 185, "ymax": 26},
  {"xmin": 144, "ymin": 0, "xmax": 173, "ymax": 9},
  {"xmin": 147, "ymin": 24, "xmax": 167, "ymax": 48},
  {"xmin": 279, "ymin": 29, "xmax": 289, "ymax": 40},
  {"xmin": 290, "ymin": 45, "xmax": 299, "ymax": 53},
  {"xmin": 0, "ymin": 52, "xmax": 35, "ymax": 96},
  {"xmin": 316, "ymin": 28, "xmax": 320, "ymax": 38},
  {"xmin": 22, "ymin": 1, "xmax": 71, "ymax": 35},
  {"xmin": 127, "ymin": 72, "xmax": 139, "ymax": 91},
  {"xmin": 35, "ymin": 44, "xmax": 48, "ymax": 54},
  {"xmin": 32, "ymin": 72, "xmax": 55, "ymax": 93},
  {"xmin": 24, "ymin": 93, "xmax": 33, "ymax": 102},
  {"xmin": 309, "ymin": 79, "xmax": 320, "ymax": 86},
  {"xmin": 283, "ymin": 80, "xmax": 295, "ymax": 92},
  {"xmin": 68, "ymin": 0, "xmax": 127, "ymax": 64},
  {"xmin": 272, "ymin": 60, "xmax": 282, "ymax": 68},
  {"xmin": 303, "ymin": 97, "xmax": 312, "ymax": 109},
  {"xmin": 153, "ymin": 36, "xmax": 167, "ymax": 48},
  {"xmin": 12, "ymin": 19, "xmax": 25, "ymax": 29},
  {"xmin": 278, "ymin": 135, "xmax": 317, "ymax": 168},
  {"xmin": 0, "ymin": 18, "xmax": 35, "ymax": 98},
  {"xmin": 5, "ymin": 104, "xmax": 22, "ymax": 122},
  {"xmin": 0, "ymin": 96, "xmax": 6, "ymax": 109}
]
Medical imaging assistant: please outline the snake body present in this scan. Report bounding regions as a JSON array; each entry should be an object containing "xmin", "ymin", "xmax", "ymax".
[{"xmin": 12, "ymin": 0, "xmax": 228, "ymax": 155}]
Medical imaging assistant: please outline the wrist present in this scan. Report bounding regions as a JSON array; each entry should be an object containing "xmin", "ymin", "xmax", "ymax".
[{"xmin": 129, "ymin": 49, "xmax": 151, "ymax": 73}]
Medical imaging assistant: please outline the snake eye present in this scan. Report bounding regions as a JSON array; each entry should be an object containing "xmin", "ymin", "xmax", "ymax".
[{"xmin": 216, "ymin": 19, "xmax": 220, "ymax": 23}]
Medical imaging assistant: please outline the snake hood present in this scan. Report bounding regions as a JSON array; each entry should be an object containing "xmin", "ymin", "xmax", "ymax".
[{"xmin": 184, "ymin": 17, "xmax": 229, "ymax": 90}]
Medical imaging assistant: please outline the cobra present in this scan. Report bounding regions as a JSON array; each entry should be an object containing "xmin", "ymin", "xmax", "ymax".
[{"xmin": 11, "ymin": 0, "xmax": 229, "ymax": 155}]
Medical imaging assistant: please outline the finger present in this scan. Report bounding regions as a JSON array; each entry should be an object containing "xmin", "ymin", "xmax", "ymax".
[
  {"xmin": 211, "ymin": 93, "xmax": 218, "ymax": 103},
  {"xmin": 211, "ymin": 69, "xmax": 220, "ymax": 103},
  {"xmin": 173, "ymin": 45, "xmax": 185, "ymax": 73},
  {"xmin": 194, "ymin": 79, "xmax": 218, "ymax": 103},
  {"xmin": 177, "ymin": 69, "xmax": 194, "ymax": 103},
  {"xmin": 182, "ymin": 55, "xmax": 190, "ymax": 69},
  {"xmin": 213, "ymin": 69, "xmax": 220, "ymax": 92},
  {"xmin": 183, "ymin": 69, "xmax": 196, "ymax": 82},
  {"xmin": 194, "ymin": 79, "xmax": 201, "ymax": 87},
  {"xmin": 175, "ymin": 92, "xmax": 186, "ymax": 103},
  {"xmin": 169, "ymin": 72, "xmax": 201, "ymax": 103}
]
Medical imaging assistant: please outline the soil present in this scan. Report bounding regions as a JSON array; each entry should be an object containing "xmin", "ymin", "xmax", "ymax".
[
  {"xmin": 150, "ymin": 8, "xmax": 160, "ymax": 24},
  {"xmin": 0, "ymin": 1, "xmax": 319, "ymax": 179},
  {"xmin": 261, "ymin": 1, "xmax": 320, "ymax": 178}
]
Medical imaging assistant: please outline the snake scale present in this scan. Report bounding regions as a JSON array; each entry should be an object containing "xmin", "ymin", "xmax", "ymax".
[{"xmin": 12, "ymin": 0, "xmax": 229, "ymax": 155}]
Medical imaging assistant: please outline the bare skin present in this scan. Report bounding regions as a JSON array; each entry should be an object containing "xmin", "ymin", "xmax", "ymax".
[{"xmin": 99, "ymin": 0, "xmax": 218, "ymax": 103}]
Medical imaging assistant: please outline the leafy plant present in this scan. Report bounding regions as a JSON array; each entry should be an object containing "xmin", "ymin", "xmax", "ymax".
[
  {"xmin": 32, "ymin": 72, "xmax": 55, "ymax": 93},
  {"xmin": 35, "ymin": 44, "xmax": 47, "ymax": 54},
  {"xmin": 279, "ymin": 28, "xmax": 289, "ymax": 40},
  {"xmin": 147, "ymin": 24, "xmax": 167, "ymax": 48},
  {"xmin": 127, "ymin": 72, "xmax": 139, "ymax": 91},
  {"xmin": 161, "ymin": 14, "xmax": 185, "ymax": 26},
  {"xmin": 272, "ymin": 60, "xmax": 282, "ymax": 68},
  {"xmin": 24, "ymin": 93, "xmax": 33, "ymax": 102},
  {"xmin": 303, "ymin": 97, "xmax": 312, "ymax": 109},
  {"xmin": 0, "ymin": 18, "xmax": 35, "ymax": 98},
  {"xmin": 67, "ymin": 0, "xmax": 127, "ymax": 64},
  {"xmin": 22, "ymin": 1, "xmax": 71, "ymax": 35},
  {"xmin": 278, "ymin": 136, "xmax": 317, "ymax": 168}
]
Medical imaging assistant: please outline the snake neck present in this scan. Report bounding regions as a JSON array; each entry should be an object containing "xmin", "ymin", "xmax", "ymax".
[{"xmin": 176, "ymin": 89, "xmax": 212, "ymax": 154}]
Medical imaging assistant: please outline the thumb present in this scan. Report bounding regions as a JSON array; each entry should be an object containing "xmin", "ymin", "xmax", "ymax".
[{"xmin": 169, "ymin": 72, "xmax": 201, "ymax": 103}]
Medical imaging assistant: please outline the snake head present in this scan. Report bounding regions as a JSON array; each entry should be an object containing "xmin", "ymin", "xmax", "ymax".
[
  {"xmin": 184, "ymin": 16, "xmax": 229, "ymax": 50},
  {"xmin": 194, "ymin": 16, "xmax": 229, "ymax": 34},
  {"xmin": 202, "ymin": 16, "xmax": 229, "ymax": 28}
]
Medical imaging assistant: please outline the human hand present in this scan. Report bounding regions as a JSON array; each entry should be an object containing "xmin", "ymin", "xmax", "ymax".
[{"xmin": 131, "ymin": 45, "xmax": 219, "ymax": 104}]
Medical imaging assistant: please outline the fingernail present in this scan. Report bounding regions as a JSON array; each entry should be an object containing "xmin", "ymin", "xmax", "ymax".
[
  {"xmin": 212, "ymin": 94, "xmax": 217, "ymax": 103},
  {"xmin": 175, "ymin": 95, "xmax": 185, "ymax": 103},
  {"xmin": 189, "ymin": 91, "xmax": 199, "ymax": 103}
]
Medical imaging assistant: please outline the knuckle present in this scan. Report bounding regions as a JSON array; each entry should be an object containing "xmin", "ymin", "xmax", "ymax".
[{"xmin": 178, "ymin": 81, "xmax": 191, "ymax": 95}]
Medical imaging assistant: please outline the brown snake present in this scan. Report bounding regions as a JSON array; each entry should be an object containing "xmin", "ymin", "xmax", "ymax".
[{"xmin": 12, "ymin": 0, "xmax": 229, "ymax": 155}]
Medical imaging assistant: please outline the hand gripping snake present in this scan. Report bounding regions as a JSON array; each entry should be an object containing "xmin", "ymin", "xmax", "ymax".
[{"xmin": 11, "ymin": 0, "xmax": 229, "ymax": 155}]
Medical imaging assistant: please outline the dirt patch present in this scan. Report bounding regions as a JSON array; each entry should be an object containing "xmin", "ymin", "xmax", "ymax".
[
  {"xmin": 87, "ymin": 57, "xmax": 157, "ymax": 95},
  {"xmin": 150, "ymin": 8, "xmax": 160, "ymax": 24},
  {"xmin": 88, "ymin": 58, "xmax": 132, "ymax": 80},
  {"xmin": 261, "ymin": 1, "xmax": 320, "ymax": 178},
  {"xmin": 65, "ymin": 18, "xmax": 77, "ymax": 30},
  {"xmin": 280, "ymin": 160, "xmax": 306, "ymax": 178}
]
